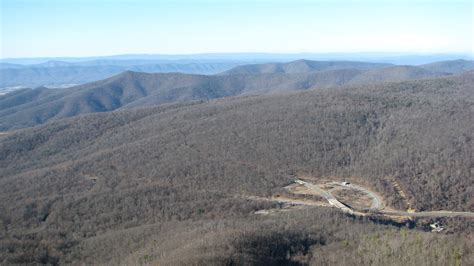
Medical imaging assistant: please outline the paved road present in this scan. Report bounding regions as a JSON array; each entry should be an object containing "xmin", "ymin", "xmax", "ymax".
[
  {"xmin": 296, "ymin": 179, "xmax": 354, "ymax": 214},
  {"xmin": 346, "ymin": 183, "xmax": 382, "ymax": 210},
  {"xmin": 294, "ymin": 179, "xmax": 474, "ymax": 219},
  {"xmin": 381, "ymin": 210, "xmax": 474, "ymax": 218},
  {"xmin": 326, "ymin": 181, "xmax": 382, "ymax": 210}
]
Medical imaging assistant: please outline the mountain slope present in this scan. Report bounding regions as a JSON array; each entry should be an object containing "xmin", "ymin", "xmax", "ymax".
[
  {"xmin": 419, "ymin": 59, "xmax": 474, "ymax": 74},
  {"xmin": 0, "ymin": 73, "xmax": 473, "ymax": 264},
  {"xmin": 0, "ymin": 63, "xmax": 24, "ymax": 69},
  {"xmin": 349, "ymin": 65, "xmax": 449, "ymax": 84},
  {"xmin": 0, "ymin": 69, "xmax": 366, "ymax": 130},
  {"xmin": 1, "ymin": 60, "xmax": 457, "ymax": 131},
  {"xmin": 219, "ymin": 59, "xmax": 392, "ymax": 75}
]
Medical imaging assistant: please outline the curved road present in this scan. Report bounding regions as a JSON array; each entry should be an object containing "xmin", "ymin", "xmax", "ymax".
[
  {"xmin": 294, "ymin": 179, "xmax": 474, "ymax": 219},
  {"xmin": 342, "ymin": 182, "xmax": 382, "ymax": 210},
  {"xmin": 296, "ymin": 180, "xmax": 354, "ymax": 214}
]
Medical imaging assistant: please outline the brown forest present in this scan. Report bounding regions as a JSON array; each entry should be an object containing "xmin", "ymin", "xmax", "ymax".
[{"xmin": 0, "ymin": 72, "xmax": 473, "ymax": 264}]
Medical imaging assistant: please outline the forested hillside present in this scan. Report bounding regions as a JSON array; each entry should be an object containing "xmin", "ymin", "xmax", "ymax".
[
  {"xmin": 1, "ymin": 72, "xmax": 472, "ymax": 264},
  {"xmin": 0, "ymin": 59, "xmax": 463, "ymax": 131}
]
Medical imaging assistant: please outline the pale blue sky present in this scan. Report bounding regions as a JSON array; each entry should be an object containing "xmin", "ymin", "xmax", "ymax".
[{"xmin": 1, "ymin": 0, "xmax": 472, "ymax": 58}]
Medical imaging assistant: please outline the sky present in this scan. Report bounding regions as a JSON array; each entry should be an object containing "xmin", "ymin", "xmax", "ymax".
[{"xmin": 1, "ymin": 0, "xmax": 473, "ymax": 58}]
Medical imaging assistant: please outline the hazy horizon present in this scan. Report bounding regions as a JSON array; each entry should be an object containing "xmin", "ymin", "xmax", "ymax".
[
  {"xmin": 1, "ymin": 0, "xmax": 473, "ymax": 58},
  {"xmin": 1, "ymin": 51, "xmax": 473, "ymax": 61}
]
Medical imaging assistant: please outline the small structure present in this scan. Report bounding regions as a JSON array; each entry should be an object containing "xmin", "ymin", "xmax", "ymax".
[
  {"xmin": 295, "ymin": 179, "xmax": 305, "ymax": 185},
  {"xmin": 430, "ymin": 222, "xmax": 444, "ymax": 233}
]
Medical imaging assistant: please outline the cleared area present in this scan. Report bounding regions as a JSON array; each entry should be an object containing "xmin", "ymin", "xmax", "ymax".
[{"xmin": 255, "ymin": 178, "xmax": 474, "ymax": 220}]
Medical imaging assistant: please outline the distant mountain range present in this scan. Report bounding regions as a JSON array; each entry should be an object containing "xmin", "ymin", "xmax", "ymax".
[
  {"xmin": 1, "ymin": 53, "xmax": 472, "ymax": 88},
  {"xmin": 0, "ymin": 61, "xmax": 247, "ymax": 88},
  {"xmin": 218, "ymin": 60, "xmax": 391, "ymax": 75},
  {"xmin": 1, "ymin": 59, "xmax": 472, "ymax": 131},
  {"xmin": 221, "ymin": 59, "xmax": 474, "ymax": 76},
  {"xmin": 2, "ymin": 52, "xmax": 472, "ymax": 64}
]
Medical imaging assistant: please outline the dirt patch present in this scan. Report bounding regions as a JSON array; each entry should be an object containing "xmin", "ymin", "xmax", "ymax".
[
  {"xmin": 288, "ymin": 185, "xmax": 325, "ymax": 199},
  {"xmin": 331, "ymin": 189, "xmax": 373, "ymax": 210},
  {"xmin": 271, "ymin": 195, "xmax": 326, "ymax": 206},
  {"xmin": 326, "ymin": 176, "xmax": 389, "ymax": 209}
]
